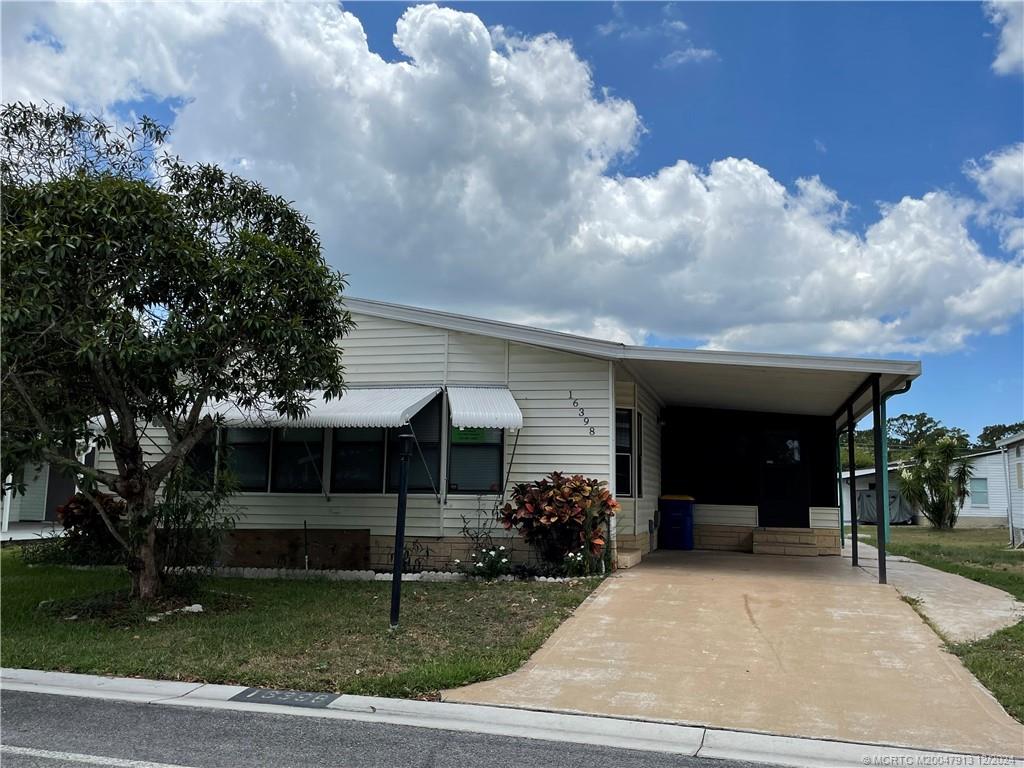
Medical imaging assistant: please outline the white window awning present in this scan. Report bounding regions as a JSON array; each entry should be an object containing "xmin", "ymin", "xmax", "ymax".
[
  {"xmin": 447, "ymin": 387, "xmax": 523, "ymax": 430},
  {"xmin": 210, "ymin": 387, "xmax": 441, "ymax": 429}
]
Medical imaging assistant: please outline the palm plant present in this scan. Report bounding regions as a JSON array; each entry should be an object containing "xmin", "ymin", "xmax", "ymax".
[{"xmin": 900, "ymin": 437, "xmax": 973, "ymax": 530}]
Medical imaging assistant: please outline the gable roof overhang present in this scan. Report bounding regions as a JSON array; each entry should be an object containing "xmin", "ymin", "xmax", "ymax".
[{"xmin": 345, "ymin": 297, "xmax": 921, "ymax": 432}]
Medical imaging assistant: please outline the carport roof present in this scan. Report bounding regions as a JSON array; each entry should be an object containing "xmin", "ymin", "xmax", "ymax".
[{"xmin": 346, "ymin": 297, "xmax": 921, "ymax": 431}]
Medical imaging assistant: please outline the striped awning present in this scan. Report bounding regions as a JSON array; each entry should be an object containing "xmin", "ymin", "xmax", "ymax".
[
  {"xmin": 209, "ymin": 387, "xmax": 441, "ymax": 428},
  {"xmin": 447, "ymin": 387, "xmax": 523, "ymax": 430}
]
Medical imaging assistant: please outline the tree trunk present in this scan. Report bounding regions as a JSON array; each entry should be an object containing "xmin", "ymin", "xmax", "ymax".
[{"xmin": 131, "ymin": 522, "xmax": 162, "ymax": 600}]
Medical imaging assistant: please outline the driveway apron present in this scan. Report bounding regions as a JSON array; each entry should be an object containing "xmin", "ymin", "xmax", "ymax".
[{"xmin": 446, "ymin": 550, "xmax": 1024, "ymax": 757}]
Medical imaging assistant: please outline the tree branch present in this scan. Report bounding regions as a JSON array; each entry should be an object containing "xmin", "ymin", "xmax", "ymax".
[{"xmin": 77, "ymin": 486, "xmax": 130, "ymax": 553}]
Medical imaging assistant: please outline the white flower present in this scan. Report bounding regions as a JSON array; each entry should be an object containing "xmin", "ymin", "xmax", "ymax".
[
  {"xmin": 499, "ymin": 546, "xmax": 506, "ymax": 551},
  {"xmin": 475, "ymin": 562, "xmax": 483, "ymax": 567},
  {"xmin": 489, "ymin": 550, "xmax": 496, "ymax": 556},
  {"xmin": 501, "ymin": 558, "xmax": 508, "ymax": 563},
  {"xmin": 453, "ymin": 559, "xmax": 461, "ymax": 565}
]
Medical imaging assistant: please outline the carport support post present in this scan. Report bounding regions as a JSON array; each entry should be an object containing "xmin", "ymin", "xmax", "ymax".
[
  {"xmin": 389, "ymin": 433, "xmax": 414, "ymax": 630},
  {"xmin": 836, "ymin": 438, "xmax": 845, "ymax": 546},
  {"xmin": 871, "ymin": 377, "xmax": 887, "ymax": 585},
  {"xmin": 846, "ymin": 405, "xmax": 858, "ymax": 567}
]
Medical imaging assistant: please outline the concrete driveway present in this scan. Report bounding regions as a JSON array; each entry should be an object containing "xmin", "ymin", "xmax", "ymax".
[{"xmin": 447, "ymin": 550, "xmax": 1024, "ymax": 757}]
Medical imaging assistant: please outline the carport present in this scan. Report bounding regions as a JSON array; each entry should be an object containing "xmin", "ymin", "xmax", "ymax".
[{"xmin": 612, "ymin": 348, "xmax": 920, "ymax": 584}]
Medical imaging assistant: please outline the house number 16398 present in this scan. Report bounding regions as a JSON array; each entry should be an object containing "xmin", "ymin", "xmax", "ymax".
[{"xmin": 568, "ymin": 390, "xmax": 596, "ymax": 436}]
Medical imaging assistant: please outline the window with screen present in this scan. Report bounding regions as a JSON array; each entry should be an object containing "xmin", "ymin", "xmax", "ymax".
[
  {"xmin": 186, "ymin": 429, "xmax": 218, "ymax": 490},
  {"xmin": 969, "ymin": 477, "xmax": 989, "ymax": 506},
  {"xmin": 449, "ymin": 427, "xmax": 503, "ymax": 494},
  {"xmin": 224, "ymin": 428, "xmax": 271, "ymax": 492},
  {"xmin": 331, "ymin": 427, "xmax": 386, "ymax": 493},
  {"xmin": 616, "ymin": 408, "xmax": 632, "ymax": 497},
  {"xmin": 387, "ymin": 394, "xmax": 442, "ymax": 493},
  {"xmin": 271, "ymin": 428, "xmax": 324, "ymax": 493}
]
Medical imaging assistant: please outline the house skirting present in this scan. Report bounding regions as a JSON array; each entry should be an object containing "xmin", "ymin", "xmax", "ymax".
[
  {"xmin": 752, "ymin": 527, "xmax": 841, "ymax": 556},
  {"xmin": 954, "ymin": 516, "xmax": 1008, "ymax": 529},
  {"xmin": 693, "ymin": 524, "xmax": 755, "ymax": 552}
]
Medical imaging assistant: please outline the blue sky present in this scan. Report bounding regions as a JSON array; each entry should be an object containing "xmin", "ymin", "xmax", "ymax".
[
  {"xmin": 343, "ymin": 1, "xmax": 1023, "ymax": 438},
  {"xmin": 4, "ymin": 1, "xmax": 1022, "ymax": 439}
]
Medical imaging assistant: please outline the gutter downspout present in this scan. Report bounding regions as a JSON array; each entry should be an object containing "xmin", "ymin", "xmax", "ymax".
[{"xmin": 879, "ymin": 379, "xmax": 914, "ymax": 545}]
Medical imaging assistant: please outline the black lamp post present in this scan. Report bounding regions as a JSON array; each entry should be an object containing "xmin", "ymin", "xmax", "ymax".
[{"xmin": 390, "ymin": 432, "xmax": 414, "ymax": 629}]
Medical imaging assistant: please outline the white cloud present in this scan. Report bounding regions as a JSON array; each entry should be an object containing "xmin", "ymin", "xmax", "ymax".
[
  {"xmin": 986, "ymin": 0, "xmax": 1024, "ymax": 75},
  {"xmin": 2, "ymin": 2, "xmax": 1021, "ymax": 356},
  {"xmin": 965, "ymin": 142, "xmax": 1024, "ymax": 252},
  {"xmin": 657, "ymin": 47, "xmax": 717, "ymax": 68}
]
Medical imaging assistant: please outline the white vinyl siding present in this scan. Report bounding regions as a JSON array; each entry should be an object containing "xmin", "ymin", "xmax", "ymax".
[
  {"xmin": 447, "ymin": 332, "xmax": 507, "ymax": 385},
  {"xmin": 959, "ymin": 453, "xmax": 1007, "ymax": 520},
  {"xmin": 93, "ymin": 319, "xmax": 613, "ymax": 541},
  {"xmin": 694, "ymin": 504, "xmax": 758, "ymax": 527},
  {"xmin": 810, "ymin": 506, "xmax": 841, "ymax": 528},
  {"xmin": 611, "ymin": 368, "xmax": 662, "ymax": 540},
  {"xmin": 1011, "ymin": 448, "xmax": 1024, "ymax": 530},
  {"xmin": 7, "ymin": 463, "xmax": 49, "ymax": 523},
  {"xmin": 342, "ymin": 313, "xmax": 446, "ymax": 385}
]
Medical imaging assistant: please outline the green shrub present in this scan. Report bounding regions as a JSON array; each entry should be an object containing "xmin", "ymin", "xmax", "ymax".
[
  {"xmin": 56, "ymin": 492, "xmax": 127, "ymax": 565},
  {"xmin": 15, "ymin": 535, "xmax": 71, "ymax": 566},
  {"xmin": 454, "ymin": 545, "xmax": 511, "ymax": 579},
  {"xmin": 500, "ymin": 472, "xmax": 617, "ymax": 574}
]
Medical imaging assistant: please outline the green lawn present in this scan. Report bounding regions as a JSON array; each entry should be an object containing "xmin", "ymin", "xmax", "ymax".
[
  {"xmin": 0, "ymin": 551, "xmax": 594, "ymax": 698},
  {"xmin": 858, "ymin": 525, "xmax": 1024, "ymax": 722}
]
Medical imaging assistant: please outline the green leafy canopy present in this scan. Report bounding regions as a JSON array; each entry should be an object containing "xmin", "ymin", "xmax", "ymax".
[{"xmin": 1, "ymin": 103, "xmax": 354, "ymax": 594}]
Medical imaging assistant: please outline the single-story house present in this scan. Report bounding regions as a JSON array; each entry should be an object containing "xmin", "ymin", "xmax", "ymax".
[
  {"xmin": 996, "ymin": 431, "xmax": 1024, "ymax": 546},
  {"xmin": 75, "ymin": 298, "xmax": 919, "ymax": 578},
  {"xmin": 842, "ymin": 448, "xmax": 1016, "ymax": 529},
  {"xmin": 1, "ymin": 462, "xmax": 76, "ymax": 532}
]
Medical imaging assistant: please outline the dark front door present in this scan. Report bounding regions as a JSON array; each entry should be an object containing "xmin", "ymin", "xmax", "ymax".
[{"xmin": 758, "ymin": 432, "xmax": 810, "ymax": 528}]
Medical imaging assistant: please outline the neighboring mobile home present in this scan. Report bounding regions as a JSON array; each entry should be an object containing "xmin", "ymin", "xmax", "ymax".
[
  {"xmin": 79, "ymin": 297, "xmax": 919, "ymax": 572},
  {"xmin": 997, "ymin": 431, "xmax": 1024, "ymax": 546},
  {"xmin": 842, "ymin": 449, "xmax": 1013, "ymax": 529}
]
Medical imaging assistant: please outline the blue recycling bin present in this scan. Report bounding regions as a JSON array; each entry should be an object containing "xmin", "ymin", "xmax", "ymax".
[{"xmin": 659, "ymin": 495, "xmax": 695, "ymax": 550}]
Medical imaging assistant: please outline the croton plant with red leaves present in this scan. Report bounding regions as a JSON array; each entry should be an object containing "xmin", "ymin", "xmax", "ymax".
[{"xmin": 499, "ymin": 472, "xmax": 618, "ymax": 572}]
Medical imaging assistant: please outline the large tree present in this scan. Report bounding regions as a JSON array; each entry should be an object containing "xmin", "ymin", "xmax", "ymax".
[
  {"xmin": 975, "ymin": 422, "xmax": 1024, "ymax": 450},
  {"xmin": 1, "ymin": 103, "xmax": 354, "ymax": 598}
]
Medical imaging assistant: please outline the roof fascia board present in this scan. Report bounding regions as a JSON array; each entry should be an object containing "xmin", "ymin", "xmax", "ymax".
[
  {"xmin": 996, "ymin": 431, "xmax": 1024, "ymax": 447},
  {"xmin": 346, "ymin": 296, "xmax": 922, "ymax": 378}
]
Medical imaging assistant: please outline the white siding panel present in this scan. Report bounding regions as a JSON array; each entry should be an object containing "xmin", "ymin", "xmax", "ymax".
[
  {"xmin": 810, "ymin": 506, "xmax": 840, "ymax": 528},
  {"xmin": 446, "ymin": 343, "xmax": 611, "ymax": 534},
  {"xmin": 342, "ymin": 313, "xmax": 445, "ymax": 385},
  {"xmin": 93, "ymin": 330, "xmax": 614, "ymax": 541},
  {"xmin": 961, "ymin": 453, "xmax": 1008, "ymax": 520},
  {"xmin": 9, "ymin": 463, "xmax": 48, "ymax": 522},
  {"xmin": 1008, "ymin": 443, "xmax": 1024, "ymax": 531},
  {"xmin": 694, "ymin": 504, "xmax": 757, "ymax": 527},
  {"xmin": 448, "ymin": 333, "xmax": 507, "ymax": 385},
  {"xmin": 636, "ymin": 382, "xmax": 662, "ymax": 539}
]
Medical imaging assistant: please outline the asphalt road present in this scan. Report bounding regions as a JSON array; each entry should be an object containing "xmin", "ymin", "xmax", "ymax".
[{"xmin": 1, "ymin": 690, "xmax": 770, "ymax": 768}]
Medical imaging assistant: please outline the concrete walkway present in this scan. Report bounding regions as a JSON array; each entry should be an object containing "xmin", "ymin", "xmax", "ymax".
[
  {"xmin": 1, "ymin": 522, "xmax": 62, "ymax": 543},
  {"xmin": 844, "ymin": 538, "xmax": 1024, "ymax": 642},
  {"xmin": 446, "ymin": 550, "xmax": 1024, "ymax": 757}
]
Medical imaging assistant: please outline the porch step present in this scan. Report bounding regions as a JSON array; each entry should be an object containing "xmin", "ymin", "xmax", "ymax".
[
  {"xmin": 617, "ymin": 548, "xmax": 644, "ymax": 569},
  {"xmin": 752, "ymin": 528, "xmax": 821, "ymax": 557},
  {"xmin": 752, "ymin": 542, "xmax": 819, "ymax": 557}
]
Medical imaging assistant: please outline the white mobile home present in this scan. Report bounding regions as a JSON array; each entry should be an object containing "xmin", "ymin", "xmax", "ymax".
[
  {"xmin": 87, "ymin": 297, "xmax": 920, "ymax": 571},
  {"xmin": 997, "ymin": 431, "xmax": 1024, "ymax": 545},
  {"xmin": 842, "ymin": 449, "xmax": 1013, "ymax": 530}
]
